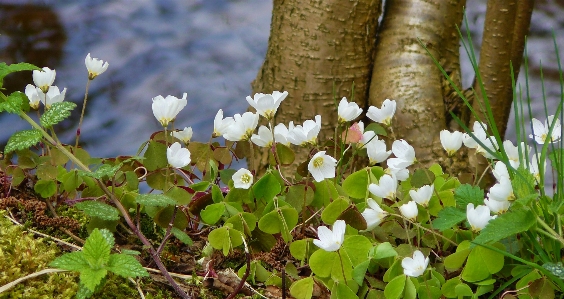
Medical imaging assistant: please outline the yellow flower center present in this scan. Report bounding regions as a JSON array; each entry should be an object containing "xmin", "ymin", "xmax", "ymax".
[
  {"xmin": 313, "ymin": 157, "xmax": 324, "ymax": 168},
  {"xmin": 241, "ymin": 174, "xmax": 251, "ymax": 184}
]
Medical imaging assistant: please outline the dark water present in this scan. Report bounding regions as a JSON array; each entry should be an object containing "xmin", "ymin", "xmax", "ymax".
[{"xmin": 0, "ymin": 0, "xmax": 562, "ymax": 162}]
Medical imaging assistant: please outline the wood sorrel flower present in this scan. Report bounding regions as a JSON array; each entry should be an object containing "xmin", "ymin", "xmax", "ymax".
[
  {"xmin": 308, "ymin": 151, "xmax": 337, "ymax": 182},
  {"xmin": 484, "ymin": 197, "xmax": 510, "ymax": 214},
  {"xmin": 387, "ymin": 139, "xmax": 416, "ymax": 169},
  {"xmin": 152, "ymin": 93, "xmax": 188, "ymax": 127},
  {"xmin": 399, "ymin": 201, "xmax": 418, "ymax": 221},
  {"xmin": 367, "ymin": 99, "xmax": 396, "ymax": 126},
  {"xmin": 313, "ymin": 220, "xmax": 346, "ymax": 252},
  {"xmin": 167, "ymin": 142, "xmax": 191, "ymax": 168},
  {"xmin": 338, "ymin": 97, "xmax": 363, "ymax": 124},
  {"xmin": 33, "ymin": 67, "xmax": 56, "ymax": 93},
  {"xmin": 529, "ymin": 115, "xmax": 562, "ymax": 144},
  {"xmin": 251, "ymin": 125, "xmax": 273, "ymax": 147},
  {"xmin": 466, "ymin": 203, "xmax": 496, "ymax": 232},
  {"xmin": 287, "ymin": 115, "xmax": 322, "ymax": 146},
  {"xmin": 487, "ymin": 176, "xmax": 514, "ymax": 202},
  {"xmin": 222, "ymin": 112, "xmax": 259, "ymax": 141},
  {"xmin": 85, "ymin": 53, "xmax": 109, "ymax": 80},
  {"xmin": 39, "ymin": 86, "xmax": 67, "ymax": 109},
  {"xmin": 273, "ymin": 123, "xmax": 291, "ymax": 146},
  {"xmin": 213, "ymin": 109, "xmax": 235, "ymax": 138},
  {"xmin": 409, "ymin": 184, "xmax": 434, "ymax": 207},
  {"xmin": 232, "ymin": 168, "xmax": 253, "ymax": 189},
  {"xmin": 440, "ymin": 130, "xmax": 463, "ymax": 156},
  {"xmin": 246, "ymin": 91, "xmax": 288, "ymax": 120},
  {"xmin": 402, "ymin": 250, "xmax": 429, "ymax": 277},
  {"xmin": 503, "ymin": 140, "xmax": 530, "ymax": 169},
  {"xmin": 361, "ymin": 199, "xmax": 388, "ymax": 231},
  {"xmin": 369, "ymin": 174, "xmax": 397, "ymax": 199},
  {"xmin": 25, "ymin": 84, "xmax": 41, "ymax": 110},
  {"xmin": 171, "ymin": 127, "xmax": 193, "ymax": 143}
]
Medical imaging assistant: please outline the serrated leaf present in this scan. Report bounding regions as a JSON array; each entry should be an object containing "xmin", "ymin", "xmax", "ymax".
[
  {"xmin": 473, "ymin": 208, "xmax": 536, "ymax": 245},
  {"xmin": 80, "ymin": 268, "xmax": 108, "ymax": 292},
  {"xmin": 171, "ymin": 227, "xmax": 193, "ymax": 245},
  {"xmin": 0, "ymin": 62, "xmax": 40, "ymax": 85},
  {"xmin": 75, "ymin": 201, "xmax": 120, "ymax": 221},
  {"xmin": 135, "ymin": 193, "xmax": 176, "ymax": 207},
  {"xmin": 4, "ymin": 129, "xmax": 42, "ymax": 153},
  {"xmin": 50, "ymin": 251, "xmax": 89, "ymax": 271},
  {"xmin": 82, "ymin": 229, "xmax": 111, "ymax": 271},
  {"xmin": 107, "ymin": 254, "xmax": 149, "ymax": 278},
  {"xmin": 454, "ymin": 184, "xmax": 484, "ymax": 207},
  {"xmin": 98, "ymin": 229, "xmax": 115, "ymax": 247},
  {"xmin": 40, "ymin": 102, "xmax": 77, "ymax": 127},
  {"xmin": 432, "ymin": 207, "xmax": 467, "ymax": 231},
  {"xmin": 0, "ymin": 91, "xmax": 27, "ymax": 113},
  {"xmin": 513, "ymin": 167, "xmax": 537, "ymax": 204}
]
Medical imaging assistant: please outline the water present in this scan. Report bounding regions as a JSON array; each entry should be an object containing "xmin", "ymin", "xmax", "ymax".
[{"xmin": 1, "ymin": 0, "xmax": 562, "ymax": 168}]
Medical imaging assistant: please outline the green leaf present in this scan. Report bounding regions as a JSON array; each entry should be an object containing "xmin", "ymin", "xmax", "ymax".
[
  {"xmin": 290, "ymin": 239, "xmax": 313, "ymax": 262},
  {"xmin": 258, "ymin": 206, "xmax": 298, "ymax": 242},
  {"xmin": 200, "ymin": 203, "xmax": 226, "ymax": 224},
  {"xmin": 285, "ymin": 184, "xmax": 314, "ymax": 211},
  {"xmin": 369, "ymin": 242, "xmax": 398, "ymax": 259},
  {"xmin": 342, "ymin": 169, "xmax": 369, "ymax": 199},
  {"xmin": 0, "ymin": 91, "xmax": 27, "ymax": 113},
  {"xmin": 40, "ymin": 102, "xmax": 77, "ymax": 127},
  {"xmin": 143, "ymin": 141, "xmax": 168, "ymax": 171},
  {"xmin": 225, "ymin": 212, "xmax": 257, "ymax": 236},
  {"xmin": 80, "ymin": 268, "xmax": 108, "ymax": 292},
  {"xmin": 0, "ymin": 62, "xmax": 40, "ymax": 88},
  {"xmin": 309, "ymin": 250, "xmax": 338, "ymax": 278},
  {"xmin": 462, "ymin": 243, "xmax": 505, "ymax": 282},
  {"xmin": 513, "ymin": 167, "xmax": 538, "ymax": 205},
  {"xmin": 171, "ymin": 227, "xmax": 193, "ymax": 245},
  {"xmin": 384, "ymin": 274, "xmax": 406, "ymax": 299},
  {"xmin": 252, "ymin": 172, "xmax": 281, "ymax": 202},
  {"xmin": 4, "ymin": 129, "xmax": 42, "ymax": 153},
  {"xmin": 473, "ymin": 208, "xmax": 536, "ymax": 245},
  {"xmin": 274, "ymin": 143, "xmax": 295, "ymax": 165},
  {"xmin": 331, "ymin": 281, "xmax": 359, "ymax": 299},
  {"xmin": 98, "ymin": 229, "xmax": 115, "ymax": 247},
  {"xmin": 60, "ymin": 170, "xmax": 84, "ymax": 193},
  {"xmin": 321, "ymin": 197, "xmax": 349, "ymax": 224},
  {"xmin": 135, "ymin": 193, "xmax": 176, "ymax": 207},
  {"xmin": 411, "ymin": 169, "xmax": 435, "ymax": 188},
  {"xmin": 33, "ymin": 179, "xmax": 57, "ymax": 198},
  {"xmin": 352, "ymin": 260, "xmax": 370, "ymax": 286},
  {"xmin": 431, "ymin": 207, "xmax": 467, "ymax": 232},
  {"xmin": 453, "ymin": 184, "xmax": 484, "ymax": 207},
  {"xmin": 208, "ymin": 224, "xmax": 244, "ymax": 256},
  {"xmin": 443, "ymin": 241, "xmax": 471, "ymax": 271},
  {"xmin": 365, "ymin": 123, "xmax": 387, "ymax": 136},
  {"xmin": 107, "ymin": 254, "xmax": 149, "ymax": 278},
  {"xmin": 75, "ymin": 201, "xmax": 120, "ymax": 221},
  {"xmin": 290, "ymin": 277, "xmax": 314, "ymax": 299},
  {"xmin": 50, "ymin": 251, "xmax": 89, "ymax": 271},
  {"xmin": 79, "ymin": 163, "xmax": 123, "ymax": 180},
  {"xmin": 82, "ymin": 229, "xmax": 111, "ymax": 268},
  {"xmin": 342, "ymin": 235, "xmax": 372, "ymax": 266}
]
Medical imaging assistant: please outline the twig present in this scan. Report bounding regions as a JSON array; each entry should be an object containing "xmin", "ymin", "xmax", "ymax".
[
  {"xmin": 4, "ymin": 214, "xmax": 82, "ymax": 250},
  {"xmin": 128, "ymin": 278, "xmax": 146, "ymax": 299},
  {"xmin": 0, "ymin": 268, "xmax": 68, "ymax": 293}
]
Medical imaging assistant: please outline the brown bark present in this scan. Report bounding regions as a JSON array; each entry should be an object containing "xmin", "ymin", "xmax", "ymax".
[
  {"xmin": 251, "ymin": 0, "xmax": 382, "ymax": 171},
  {"xmin": 368, "ymin": 0, "xmax": 466, "ymax": 170}
]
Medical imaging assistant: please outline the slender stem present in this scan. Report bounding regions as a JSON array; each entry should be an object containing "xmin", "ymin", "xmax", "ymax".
[
  {"xmin": 0, "ymin": 268, "xmax": 68, "ymax": 293},
  {"xmin": 537, "ymin": 216, "xmax": 564, "ymax": 246},
  {"xmin": 75, "ymin": 79, "xmax": 91, "ymax": 147},
  {"xmin": 337, "ymin": 249, "xmax": 348, "ymax": 285},
  {"xmin": 391, "ymin": 213, "xmax": 458, "ymax": 246},
  {"xmin": 157, "ymin": 206, "xmax": 178, "ymax": 255}
]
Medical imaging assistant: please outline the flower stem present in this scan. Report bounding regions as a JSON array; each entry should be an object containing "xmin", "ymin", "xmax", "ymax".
[
  {"xmin": 337, "ymin": 249, "xmax": 348, "ymax": 285},
  {"xmin": 75, "ymin": 79, "xmax": 91, "ymax": 147}
]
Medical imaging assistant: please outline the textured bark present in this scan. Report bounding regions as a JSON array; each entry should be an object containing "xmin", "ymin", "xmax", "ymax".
[
  {"xmin": 251, "ymin": 0, "xmax": 382, "ymax": 171},
  {"xmin": 368, "ymin": 0, "xmax": 466, "ymax": 171}
]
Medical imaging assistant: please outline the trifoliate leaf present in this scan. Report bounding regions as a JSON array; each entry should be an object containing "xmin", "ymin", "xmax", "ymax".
[
  {"xmin": 143, "ymin": 141, "xmax": 168, "ymax": 171},
  {"xmin": 33, "ymin": 179, "xmax": 57, "ymax": 198},
  {"xmin": 75, "ymin": 201, "xmax": 120, "ymax": 221},
  {"xmin": 432, "ymin": 207, "xmax": 467, "ymax": 232},
  {"xmin": 107, "ymin": 254, "xmax": 149, "ymax": 278},
  {"xmin": 80, "ymin": 268, "xmax": 108, "ymax": 292},
  {"xmin": 200, "ymin": 202, "xmax": 225, "ymax": 224},
  {"xmin": 82, "ymin": 229, "xmax": 111, "ymax": 268},
  {"xmin": 171, "ymin": 227, "xmax": 193, "ymax": 245},
  {"xmin": 135, "ymin": 193, "xmax": 176, "ymax": 207},
  {"xmin": 4, "ymin": 129, "xmax": 42, "ymax": 153},
  {"xmin": 454, "ymin": 184, "xmax": 484, "ymax": 208},
  {"xmin": 473, "ymin": 208, "xmax": 536, "ymax": 245},
  {"xmin": 0, "ymin": 91, "xmax": 27, "ymax": 113},
  {"xmin": 50, "ymin": 251, "xmax": 89, "ymax": 272},
  {"xmin": 342, "ymin": 168, "xmax": 369, "ymax": 199},
  {"xmin": 252, "ymin": 172, "xmax": 281, "ymax": 202},
  {"xmin": 40, "ymin": 102, "xmax": 77, "ymax": 127},
  {"xmin": 411, "ymin": 169, "xmax": 435, "ymax": 188}
]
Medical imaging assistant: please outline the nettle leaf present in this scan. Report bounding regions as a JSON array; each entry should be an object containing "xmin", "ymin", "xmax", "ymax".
[
  {"xmin": 0, "ymin": 91, "xmax": 28, "ymax": 113},
  {"xmin": 454, "ymin": 184, "xmax": 484, "ymax": 208},
  {"xmin": 513, "ymin": 167, "xmax": 537, "ymax": 205},
  {"xmin": 50, "ymin": 251, "xmax": 89, "ymax": 271},
  {"xmin": 0, "ymin": 62, "xmax": 40, "ymax": 87},
  {"xmin": 75, "ymin": 201, "xmax": 120, "ymax": 221},
  {"xmin": 432, "ymin": 207, "xmax": 467, "ymax": 232},
  {"xmin": 98, "ymin": 229, "xmax": 115, "ymax": 247},
  {"xmin": 4, "ymin": 129, "xmax": 42, "ymax": 153},
  {"xmin": 80, "ymin": 268, "xmax": 108, "ymax": 292},
  {"xmin": 342, "ymin": 168, "xmax": 369, "ymax": 199},
  {"xmin": 40, "ymin": 102, "xmax": 77, "ymax": 127},
  {"xmin": 473, "ymin": 208, "xmax": 536, "ymax": 245},
  {"xmin": 107, "ymin": 254, "xmax": 149, "ymax": 278},
  {"xmin": 82, "ymin": 229, "xmax": 111, "ymax": 269},
  {"xmin": 135, "ymin": 193, "xmax": 176, "ymax": 207}
]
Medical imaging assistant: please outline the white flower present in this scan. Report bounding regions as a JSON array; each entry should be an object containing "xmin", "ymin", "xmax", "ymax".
[
  {"xmin": 386, "ymin": 166, "xmax": 410, "ymax": 181},
  {"xmin": 402, "ymin": 250, "xmax": 429, "ymax": 277},
  {"xmin": 492, "ymin": 161, "xmax": 510, "ymax": 182},
  {"xmin": 399, "ymin": 201, "xmax": 418, "ymax": 221},
  {"xmin": 466, "ymin": 203, "xmax": 496, "ymax": 232},
  {"xmin": 313, "ymin": 220, "xmax": 346, "ymax": 252},
  {"xmin": 246, "ymin": 91, "xmax": 288, "ymax": 119},
  {"xmin": 528, "ymin": 153, "xmax": 546, "ymax": 184},
  {"xmin": 463, "ymin": 121, "xmax": 488, "ymax": 149},
  {"xmin": 504, "ymin": 140, "xmax": 530, "ymax": 169},
  {"xmin": 33, "ymin": 67, "xmax": 56, "ymax": 93},
  {"xmin": 368, "ymin": 174, "xmax": 397, "ymax": 199},
  {"xmin": 308, "ymin": 151, "xmax": 337, "ymax": 182},
  {"xmin": 223, "ymin": 112, "xmax": 259, "ymax": 141},
  {"xmin": 338, "ymin": 97, "xmax": 363, "ymax": 123},
  {"xmin": 287, "ymin": 115, "xmax": 322, "ymax": 146},
  {"xmin": 484, "ymin": 197, "xmax": 510, "ymax": 214},
  {"xmin": 409, "ymin": 184, "xmax": 434, "ymax": 207},
  {"xmin": 171, "ymin": 127, "xmax": 193, "ymax": 143},
  {"xmin": 213, "ymin": 109, "xmax": 235, "ymax": 137},
  {"xmin": 25, "ymin": 84, "xmax": 41, "ymax": 110},
  {"xmin": 232, "ymin": 168, "xmax": 253, "ymax": 189},
  {"xmin": 361, "ymin": 199, "xmax": 388, "ymax": 231},
  {"xmin": 440, "ymin": 130, "xmax": 463, "ymax": 156},
  {"xmin": 39, "ymin": 86, "xmax": 67, "ymax": 109},
  {"xmin": 366, "ymin": 139, "xmax": 392, "ymax": 164},
  {"xmin": 251, "ymin": 125, "xmax": 273, "ymax": 147},
  {"xmin": 167, "ymin": 142, "xmax": 191, "ymax": 168},
  {"xmin": 387, "ymin": 139, "xmax": 416, "ymax": 169},
  {"xmin": 152, "ymin": 93, "xmax": 188, "ymax": 127},
  {"xmin": 487, "ymin": 176, "xmax": 514, "ymax": 202},
  {"xmin": 529, "ymin": 115, "xmax": 562, "ymax": 144},
  {"xmin": 85, "ymin": 53, "xmax": 109, "ymax": 80},
  {"xmin": 367, "ymin": 99, "xmax": 396, "ymax": 126},
  {"xmin": 273, "ymin": 123, "xmax": 291, "ymax": 146}
]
